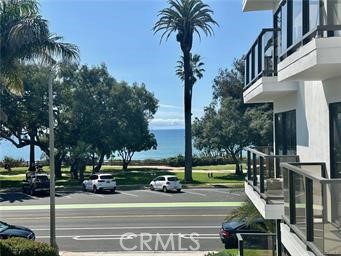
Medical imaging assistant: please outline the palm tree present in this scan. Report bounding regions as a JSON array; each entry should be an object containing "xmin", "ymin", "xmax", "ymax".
[
  {"xmin": 154, "ymin": 0, "xmax": 217, "ymax": 182},
  {"xmin": 0, "ymin": 0, "xmax": 79, "ymax": 166},
  {"xmin": 176, "ymin": 53, "xmax": 205, "ymax": 84},
  {"xmin": 0, "ymin": 0, "xmax": 79, "ymax": 94}
]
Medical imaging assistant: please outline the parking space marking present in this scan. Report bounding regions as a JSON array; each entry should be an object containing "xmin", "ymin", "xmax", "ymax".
[
  {"xmin": 120, "ymin": 192, "xmax": 139, "ymax": 197},
  {"xmin": 184, "ymin": 191, "xmax": 207, "ymax": 197},
  {"xmin": 141, "ymin": 190, "xmax": 173, "ymax": 197}
]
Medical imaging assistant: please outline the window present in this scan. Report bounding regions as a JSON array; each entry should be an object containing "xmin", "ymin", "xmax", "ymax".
[
  {"xmin": 275, "ymin": 0, "xmax": 321, "ymax": 59},
  {"xmin": 275, "ymin": 110, "xmax": 297, "ymax": 155},
  {"xmin": 159, "ymin": 177, "xmax": 166, "ymax": 181},
  {"xmin": 100, "ymin": 175, "xmax": 113, "ymax": 180},
  {"xmin": 330, "ymin": 102, "xmax": 341, "ymax": 178},
  {"xmin": 292, "ymin": 0, "xmax": 303, "ymax": 44},
  {"xmin": 90, "ymin": 175, "xmax": 98, "ymax": 180},
  {"xmin": 281, "ymin": 2, "xmax": 288, "ymax": 52},
  {"xmin": 167, "ymin": 177, "xmax": 178, "ymax": 181},
  {"xmin": 309, "ymin": 0, "xmax": 320, "ymax": 32}
]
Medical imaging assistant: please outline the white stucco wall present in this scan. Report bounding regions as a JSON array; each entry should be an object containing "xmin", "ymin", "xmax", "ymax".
[{"xmin": 273, "ymin": 78, "xmax": 341, "ymax": 178}]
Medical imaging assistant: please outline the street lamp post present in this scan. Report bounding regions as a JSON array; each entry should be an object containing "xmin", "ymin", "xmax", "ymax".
[{"xmin": 48, "ymin": 68, "xmax": 58, "ymax": 251}]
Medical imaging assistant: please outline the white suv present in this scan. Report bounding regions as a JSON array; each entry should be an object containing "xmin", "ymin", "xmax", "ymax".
[
  {"xmin": 82, "ymin": 173, "xmax": 116, "ymax": 193},
  {"xmin": 149, "ymin": 175, "xmax": 182, "ymax": 192}
]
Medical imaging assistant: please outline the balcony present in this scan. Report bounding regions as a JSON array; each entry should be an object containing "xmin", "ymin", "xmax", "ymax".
[
  {"xmin": 245, "ymin": 147, "xmax": 299, "ymax": 219},
  {"xmin": 242, "ymin": 0, "xmax": 277, "ymax": 12},
  {"xmin": 278, "ymin": 25, "xmax": 341, "ymax": 82},
  {"xmin": 281, "ymin": 162, "xmax": 341, "ymax": 255},
  {"xmin": 244, "ymin": 29, "xmax": 297, "ymax": 104},
  {"xmin": 237, "ymin": 233, "xmax": 277, "ymax": 256}
]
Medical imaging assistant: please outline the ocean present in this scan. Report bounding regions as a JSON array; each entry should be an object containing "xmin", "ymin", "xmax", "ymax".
[{"xmin": 0, "ymin": 129, "xmax": 197, "ymax": 161}]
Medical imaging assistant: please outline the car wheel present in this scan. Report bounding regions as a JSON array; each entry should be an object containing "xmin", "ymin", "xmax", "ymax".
[
  {"xmin": 93, "ymin": 185, "xmax": 98, "ymax": 193},
  {"xmin": 163, "ymin": 186, "xmax": 168, "ymax": 193},
  {"xmin": 30, "ymin": 188, "xmax": 35, "ymax": 196},
  {"xmin": 177, "ymin": 189, "xmax": 181, "ymax": 193},
  {"xmin": 150, "ymin": 185, "xmax": 154, "ymax": 191},
  {"xmin": 82, "ymin": 184, "xmax": 86, "ymax": 192},
  {"xmin": 224, "ymin": 242, "xmax": 229, "ymax": 249}
]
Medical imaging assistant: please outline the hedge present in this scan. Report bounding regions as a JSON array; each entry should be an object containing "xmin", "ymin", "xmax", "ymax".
[{"xmin": 0, "ymin": 238, "xmax": 58, "ymax": 256}]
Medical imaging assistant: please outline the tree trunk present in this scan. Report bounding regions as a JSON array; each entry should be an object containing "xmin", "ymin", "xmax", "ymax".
[
  {"xmin": 231, "ymin": 153, "xmax": 242, "ymax": 176},
  {"xmin": 93, "ymin": 153, "xmax": 105, "ymax": 173},
  {"xmin": 183, "ymin": 50, "xmax": 193, "ymax": 182},
  {"xmin": 29, "ymin": 134, "xmax": 35, "ymax": 169},
  {"xmin": 55, "ymin": 157, "xmax": 63, "ymax": 179},
  {"xmin": 122, "ymin": 161, "xmax": 128, "ymax": 171},
  {"xmin": 70, "ymin": 161, "xmax": 78, "ymax": 180}
]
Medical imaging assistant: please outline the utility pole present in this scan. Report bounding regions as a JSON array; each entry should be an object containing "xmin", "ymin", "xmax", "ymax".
[{"xmin": 48, "ymin": 68, "xmax": 58, "ymax": 251}]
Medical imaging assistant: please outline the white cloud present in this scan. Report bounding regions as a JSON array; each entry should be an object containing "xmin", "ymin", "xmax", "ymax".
[
  {"xmin": 159, "ymin": 104, "xmax": 183, "ymax": 110},
  {"xmin": 150, "ymin": 118, "xmax": 184, "ymax": 129}
]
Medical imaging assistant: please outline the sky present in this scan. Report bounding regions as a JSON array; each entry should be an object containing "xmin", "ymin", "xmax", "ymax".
[{"xmin": 40, "ymin": 0, "xmax": 272, "ymax": 129}]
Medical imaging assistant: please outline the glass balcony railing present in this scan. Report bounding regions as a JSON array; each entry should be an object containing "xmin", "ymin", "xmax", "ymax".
[
  {"xmin": 237, "ymin": 233, "xmax": 276, "ymax": 256},
  {"xmin": 244, "ymin": 29, "xmax": 276, "ymax": 89},
  {"xmin": 279, "ymin": 25, "xmax": 341, "ymax": 61},
  {"xmin": 281, "ymin": 162, "xmax": 341, "ymax": 255},
  {"xmin": 245, "ymin": 147, "xmax": 299, "ymax": 203}
]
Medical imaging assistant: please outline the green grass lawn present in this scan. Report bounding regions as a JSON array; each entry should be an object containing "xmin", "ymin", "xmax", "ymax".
[
  {"xmin": 192, "ymin": 163, "xmax": 246, "ymax": 171},
  {"xmin": 0, "ymin": 165, "xmax": 245, "ymax": 189}
]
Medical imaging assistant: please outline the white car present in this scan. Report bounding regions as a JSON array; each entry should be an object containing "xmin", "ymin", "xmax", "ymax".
[
  {"xmin": 149, "ymin": 175, "xmax": 182, "ymax": 192},
  {"xmin": 82, "ymin": 173, "xmax": 116, "ymax": 193}
]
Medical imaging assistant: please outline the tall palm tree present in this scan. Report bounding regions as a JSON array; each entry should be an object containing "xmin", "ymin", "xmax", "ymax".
[
  {"xmin": 0, "ymin": 0, "xmax": 79, "ymax": 94},
  {"xmin": 176, "ymin": 53, "xmax": 205, "ymax": 84},
  {"xmin": 154, "ymin": 0, "xmax": 217, "ymax": 182}
]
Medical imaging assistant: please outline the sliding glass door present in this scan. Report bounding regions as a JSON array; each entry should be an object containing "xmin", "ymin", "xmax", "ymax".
[
  {"xmin": 275, "ymin": 110, "xmax": 297, "ymax": 156},
  {"xmin": 330, "ymin": 102, "xmax": 341, "ymax": 178}
]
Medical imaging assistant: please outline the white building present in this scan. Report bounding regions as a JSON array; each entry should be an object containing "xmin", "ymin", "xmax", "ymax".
[{"xmin": 242, "ymin": 0, "xmax": 341, "ymax": 255}]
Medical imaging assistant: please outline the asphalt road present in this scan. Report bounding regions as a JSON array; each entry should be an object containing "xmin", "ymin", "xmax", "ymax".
[{"xmin": 0, "ymin": 188, "xmax": 246, "ymax": 252}]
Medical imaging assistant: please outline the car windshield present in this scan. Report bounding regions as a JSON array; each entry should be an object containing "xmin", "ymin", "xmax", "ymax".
[
  {"xmin": 36, "ymin": 176, "xmax": 48, "ymax": 182},
  {"xmin": 223, "ymin": 220, "xmax": 244, "ymax": 230},
  {"xmin": 0, "ymin": 222, "xmax": 9, "ymax": 232},
  {"xmin": 167, "ymin": 177, "xmax": 178, "ymax": 181},
  {"xmin": 100, "ymin": 175, "xmax": 113, "ymax": 180}
]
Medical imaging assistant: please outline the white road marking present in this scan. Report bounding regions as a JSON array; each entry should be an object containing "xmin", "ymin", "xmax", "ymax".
[
  {"xmin": 4, "ymin": 214, "xmax": 226, "ymax": 220},
  {"xmin": 91, "ymin": 193, "xmax": 104, "ymax": 198},
  {"xmin": 142, "ymin": 190, "xmax": 173, "ymax": 197},
  {"xmin": 120, "ymin": 192, "xmax": 139, "ymax": 197},
  {"xmin": 184, "ymin": 191, "xmax": 207, "ymax": 197},
  {"xmin": 34, "ymin": 225, "xmax": 220, "ymax": 231},
  {"xmin": 36, "ymin": 233, "xmax": 220, "ymax": 241}
]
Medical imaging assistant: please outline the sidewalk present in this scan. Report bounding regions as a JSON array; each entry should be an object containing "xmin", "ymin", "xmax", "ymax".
[{"xmin": 60, "ymin": 251, "xmax": 213, "ymax": 256}]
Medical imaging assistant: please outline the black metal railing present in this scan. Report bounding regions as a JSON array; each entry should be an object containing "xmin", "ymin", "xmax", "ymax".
[
  {"xmin": 279, "ymin": 25, "xmax": 341, "ymax": 61},
  {"xmin": 237, "ymin": 233, "xmax": 276, "ymax": 256},
  {"xmin": 281, "ymin": 162, "xmax": 341, "ymax": 255},
  {"xmin": 245, "ymin": 147, "xmax": 299, "ymax": 202},
  {"xmin": 245, "ymin": 29, "xmax": 277, "ymax": 89}
]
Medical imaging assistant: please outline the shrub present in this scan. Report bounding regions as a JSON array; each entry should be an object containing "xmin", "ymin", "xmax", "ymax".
[
  {"xmin": 205, "ymin": 251, "xmax": 235, "ymax": 256},
  {"xmin": 1, "ymin": 156, "xmax": 27, "ymax": 169},
  {"xmin": 0, "ymin": 238, "xmax": 58, "ymax": 256}
]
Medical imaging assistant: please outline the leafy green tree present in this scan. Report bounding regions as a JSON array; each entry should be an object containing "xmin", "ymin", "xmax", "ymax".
[
  {"xmin": 211, "ymin": 57, "xmax": 273, "ymax": 146},
  {"xmin": 154, "ymin": 0, "xmax": 218, "ymax": 182},
  {"xmin": 193, "ymin": 98, "xmax": 250, "ymax": 175},
  {"xmin": 193, "ymin": 57, "xmax": 273, "ymax": 174},
  {"xmin": 0, "ymin": 0, "xmax": 79, "ymax": 94},
  {"xmin": 0, "ymin": 65, "xmax": 49, "ymax": 167},
  {"xmin": 115, "ymin": 84, "xmax": 158, "ymax": 170}
]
